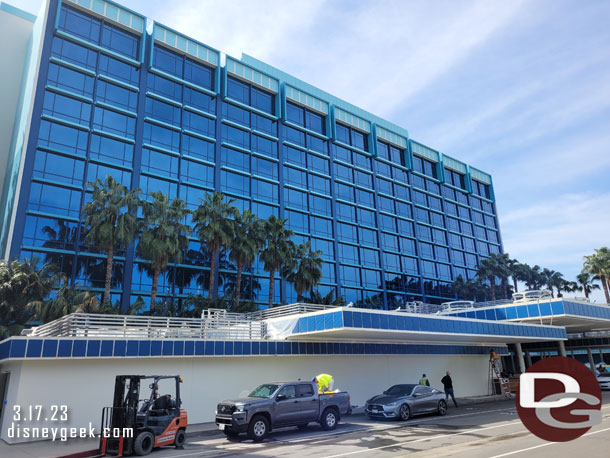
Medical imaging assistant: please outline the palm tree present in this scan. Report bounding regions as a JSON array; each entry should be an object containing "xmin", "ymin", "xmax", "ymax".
[
  {"xmin": 229, "ymin": 210, "xmax": 264, "ymax": 308},
  {"xmin": 82, "ymin": 175, "xmax": 140, "ymax": 307},
  {"xmin": 31, "ymin": 280, "xmax": 100, "ymax": 323},
  {"xmin": 260, "ymin": 215, "xmax": 294, "ymax": 308},
  {"xmin": 287, "ymin": 241, "xmax": 324, "ymax": 302},
  {"xmin": 576, "ymin": 271, "xmax": 601, "ymax": 300},
  {"xmin": 0, "ymin": 257, "xmax": 60, "ymax": 336},
  {"xmin": 138, "ymin": 192, "xmax": 191, "ymax": 309},
  {"xmin": 493, "ymin": 253, "xmax": 511, "ymax": 299},
  {"xmin": 520, "ymin": 264, "xmax": 544, "ymax": 290},
  {"xmin": 506, "ymin": 257, "xmax": 526, "ymax": 293},
  {"xmin": 307, "ymin": 289, "xmax": 344, "ymax": 306},
  {"xmin": 583, "ymin": 248, "xmax": 610, "ymax": 303},
  {"xmin": 192, "ymin": 192, "xmax": 237, "ymax": 299},
  {"xmin": 477, "ymin": 257, "xmax": 497, "ymax": 302},
  {"xmin": 541, "ymin": 268, "xmax": 564, "ymax": 298}
]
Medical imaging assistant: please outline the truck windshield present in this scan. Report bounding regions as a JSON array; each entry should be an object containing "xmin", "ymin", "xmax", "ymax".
[{"xmin": 248, "ymin": 384, "xmax": 280, "ymax": 398}]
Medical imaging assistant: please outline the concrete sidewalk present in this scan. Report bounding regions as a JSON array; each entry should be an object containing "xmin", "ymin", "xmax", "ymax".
[{"xmin": 0, "ymin": 394, "xmax": 512, "ymax": 458}]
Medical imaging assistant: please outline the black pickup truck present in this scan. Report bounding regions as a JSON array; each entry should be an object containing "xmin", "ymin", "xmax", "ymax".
[{"xmin": 215, "ymin": 381, "xmax": 351, "ymax": 441}]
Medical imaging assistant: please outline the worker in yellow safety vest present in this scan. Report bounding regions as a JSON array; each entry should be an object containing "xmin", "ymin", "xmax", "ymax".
[
  {"xmin": 312, "ymin": 374, "xmax": 334, "ymax": 393},
  {"xmin": 419, "ymin": 374, "xmax": 430, "ymax": 386}
]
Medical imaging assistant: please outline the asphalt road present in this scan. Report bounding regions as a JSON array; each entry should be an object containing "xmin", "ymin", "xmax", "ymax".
[{"xmin": 151, "ymin": 393, "xmax": 610, "ymax": 458}]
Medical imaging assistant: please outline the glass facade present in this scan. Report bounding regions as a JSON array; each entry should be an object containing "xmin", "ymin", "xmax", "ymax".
[{"xmin": 6, "ymin": 0, "xmax": 502, "ymax": 310}]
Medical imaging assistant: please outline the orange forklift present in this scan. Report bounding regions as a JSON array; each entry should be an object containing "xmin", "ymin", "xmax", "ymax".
[{"xmin": 100, "ymin": 375, "xmax": 188, "ymax": 456}]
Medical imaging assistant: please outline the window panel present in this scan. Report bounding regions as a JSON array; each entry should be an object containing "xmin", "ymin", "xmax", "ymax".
[
  {"xmin": 252, "ymin": 134, "xmax": 277, "ymax": 158},
  {"xmin": 33, "ymin": 150, "xmax": 84, "ymax": 186},
  {"xmin": 359, "ymin": 227, "xmax": 378, "ymax": 247},
  {"xmin": 184, "ymin": 110, "xmax": 214, "ymax": 136},
  {"xmin": 338, "ymin": 243, "xmax": 358, "ymax": 264},
  {"xmin": 182, "ymin": 134, "xmax": 214, "ymax": 162},
  {"xmin": 309, "ymin": 174, "xmax": 330, "ymax": 194},
  {"xmin": 145, "ymin": 96, "xmax": 180, "ymax": 124},
  {"xmin": 101, "ymin": 23, "xmax": 139, "ymax": 59},
  {"xmin": 182, "ymin": 159, "xmax": 213, "ymax": 187},
  {"xmin": 147, "ymin": 73, "xmax": 182, "ymax": 101},
  {"xmin": 285, "ymin": 188, "xmax": 307, "ymax": 210},
  {"xmin": 99, "ymin": 54, "xmax": 139, "ymax": 85},
  {"xmin": 338, "ymin": 222, "xmax": 357, "ymax": 243},
  {"xmin": 251, "ymin": 87, "xmax": 274, "ymax": 114},
  {"xmin": 38, "ymin": 120, "xmax": 88, "ymax": 156},
  {"xmin": 47, "ymin": 63, "xmax": 94, "ymax": 97},
  {"xmin": 310, "ymin": 194, "xmax": 332, "ymax": 216},
  {"xmin": 93, "ymin": 107, "xmax": 135, "ymax": 138},
  {"xmin": 87, "ymin": 162, "xmax": 131, "ymax": 185},
  {"xmin": 28, "ymin": 182, "xmax": 81, "ymax": 218},
  {"xmin": 184, "ymin": 87, "xmax": 214, "ymax": 113},
  {"xmin": 252, "ymin": 156, "xmax": 278, "ymax": 180},
  {"xmin": 220, "ymin": 170, "xmax": 249, "ymax": 196},
  {"xmin": 140, "ymin": 175, "xmax": 177, "ymax": 200},
  {"xmin": 310, "ymin": 216, "xmax": 333, "ymax": 237},
  {"xmin": 252, "ymin": 178, "xmax": 278, "ymax": 202},
  {"xmin": 42, "ymin": 91, "xmax": 90, "ymax": 126},
  {"xmin": 59, "ymin": 5, "xmax": 100, "ymax": 43},
  {"xmin": 357, "ymin": 207, "xmax": 375, "ymax": 227},
  {"xmin": 184, "ymin": 58, "xmax": 213, "ymax": 90},
  {"xmin": 51, "ymin": 36, "xmax": 97, "ymax": 70},
  {"xmin": 154, "ymin": 46, "xmax": 183, "ymax": 78}
]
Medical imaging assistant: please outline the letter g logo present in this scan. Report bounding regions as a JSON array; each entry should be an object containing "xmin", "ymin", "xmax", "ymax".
[{"xmin": 516, "ymin": 356, "xmax": 602, "ymax": 442}]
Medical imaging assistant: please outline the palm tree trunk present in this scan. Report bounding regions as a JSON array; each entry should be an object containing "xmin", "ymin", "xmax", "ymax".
[
  {"xmin": 584, "ymin": 287, "xmax": 590, "ymax": 300},
  {"xmin": 297, "ymin": 293, "xmax": 303, "ymax": 303},
  {"xmin": 208, "ymin": 250, "xmax": 217, "ymax": 299},
  {"xmin": 235, "ymin": 263, "xmax": 243, "ymax": 308},
  {"xmin": 489, "ymin": 275, "xmax": 496, "ymax": 302},
  {"xmin": 103, "ymin": 244, "xmax": 114, "ymax": 307},
  {"xmin": 150, "ymin": 266, "xmax": 160, "ymax": 311},
  {"xmin": 502, "ymin": 278, "xmax": 508, "ymax": 299},
  {"xmin": 268, "ymin": 270, "xmax": 275, "ymax": 308},
  {"xmin": 601, "ymin": 274, "xmax": 610, "ymax": 304},
  {"xmin": 512, "ymin": 275, "xmax": 518, "ymax": 293}
]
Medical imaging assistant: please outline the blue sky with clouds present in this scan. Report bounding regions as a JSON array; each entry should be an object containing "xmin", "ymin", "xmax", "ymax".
[{"xmin": 13, "ymin": 0, "xmax": 610, "ymax": 302}]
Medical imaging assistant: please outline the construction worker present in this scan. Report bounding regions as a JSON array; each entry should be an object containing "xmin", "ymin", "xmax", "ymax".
[
  {"xmin": 418, "ymin": 373, "xmax": 430, "ymax": 386},
  {"xmin": 490, "ymin": 349, "xmax": 501, "ymax": 373},
  {"xmin": 312, "ymin": 374, "xmax": 334, "ymax": 393}
]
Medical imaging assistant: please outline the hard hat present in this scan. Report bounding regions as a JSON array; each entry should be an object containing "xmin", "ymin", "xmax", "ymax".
[{"xmin": 311, "ymin": 377, "xmax": 316, "ymax": 382}]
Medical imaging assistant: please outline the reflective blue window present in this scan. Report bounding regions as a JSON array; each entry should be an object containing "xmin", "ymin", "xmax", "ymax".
[
  {"xmin": 334, "ymin": 163, "xmax": 352, "ymax": 181},
  {"xmin": 184, "ymin": 58, "xmax": 213, "ymax": 90},
  {"xmin": 286, "ymin": 102, "xmax": 304, "ymax": 126},
  {"xmin": 252, "ymin": 156, "xmax": 278, "ymax": 180},
  {"xmin": 154, "ymin": 46, "xmax": 183, "ymax": 78},
  {"xmin": 356, "ymin": 189, "xmax": 374, "ymax": 207},
  {"xmin": 338, "ymin": 222, "xmax": 357, "ymax": 243},
  {"xmin": 182, "ymin": 134, "xmax": 214, "ymax": 162},
  {"xmin": 184, "ymin": 111, "xmax": 214, "ymax": 136},
  {"xmin": 223, "ymin": 103, "xmax": 250, "ymax": 126},
  {"xmin": 308, "ymin": 153, "xmax": 329, "ymax": 174},
  {"xmin": 93, "ymin": 107, "xmax": 135, "ymax": 138},
  {"xmin": 140, "ymin": 175, "xmax": 178, "ymax": 200},
  {"xmin": 98, "ymin": 81, "xmax": 138, "ymax": 112},
  {"xmin": 334, "ymin": 145, "xmax": 351, "ymax": 163},
  {"xmin": 417, "ymin": 224, "xmax": 432, "ymax": 241},
  {"xmin": 379, "ymin": 214, "xmax": 396, "ymax": 232},
  {"xmin": 310, "ymin": 195, "xmax": 331, "ymax": 216},
  {"xmin": 336, "ymin": 202, "xmax": 356, "ymax": 222},
  {"xmin": 309, "ymin": 174, "xmax": 330, "ymax": 194},
  {"xmin": 383, "ymin": 252, "xmax": 400, "ymax": 272},
  {"xmin": 145, "ymin": 97, "xmax": 180, "ymax": 124},
  {"xmin": 310, "ymin": 216, "xmax": 333, "ymax": 237},
  {"xmin": 397, "ymin": 218, "xmax": 413, "ymax": 236},
  {"xmin": 359, "ymin": 227, "xmax": 377, "ymax": 247},
  {"xmin": 378, "ymin": 196, "xmax": 394, "ymax": 213},
  {"xmin": 148, "ymin": 73, "xmax": 182, "ymax": 101},
  {"xmin": 252, "ymin": 178, "xmax": 278, "ymax": 202},
  {"xmin": 141, "ymin": 148, "xmax": 179, "ymax": 179},
  {"xmin": 58, "ymin": 6, "xmax": 100, "ymax": 43},
  {"xmin": 33, "ymin": 150, "xmax": 84, "ymax": 186},
  {"xmin": 220, "ymin": 170, "xmax": 249, "ymax": 196},
  {"xmin": 381, "ymin": 233, "xmax": 398, "ymax": 251},
  {"xmin": 283, "ymin": 145, "xmax": 306, "ymax": 167},
  {"xmin": 358, "ymin": 207, "xmax": 376, "ymax": 227},
  {"xmin": 227, "ymin": 77, "xmax": 249, "ymax": 104},
  {"xmin": 184, "ymin": 87, "xmax": 214, "ymax": 113},
  {"xmin": 252, "ymin": 134, "xmax": 277, "ymax": 158},
  {"xmin": 42, "ymin": 91, "xmax": 90, "ymax": 126},
  {"xmin": 400, "ymin": 237, "xmax": 416, "ymax": 255},
  {"xmin": 143, "ymin": 122, "xmax": 180, "ymax": 152},
  {"xmin": 403, "ymin": 256, "xmax": 419, "ymax": 274},
  {"xmin": 87, "ymin": 163, "xmax": 131, "ymax": 185},
  {"xmin": 38, "ymin": 120, "xmax": 88, "ymax": 156},
  {"xmin": 338, "ymin": 243, "xmax": 358, "ymax": 264},
  {"xmin": 285, "ymin": 167, "xmax": 307, "ymax": 188},
  {"xmin": 354, "ymin": 170, "xmax": 372, "ymax": 188},
  {"xmin": 376, "ymin": 178, "xmax": 392, "ymax": 195},
  {"xmin": 101, "ymin": 23, "xmax": 139, "ymax": 59},
  {"xmin": 340, "ymin": 265, "xmax": 360, "ymax": 286},
  {"xmin": 99, "ymin": 54, "xmax": 139, "ymax": 85},
  {"xmin": 285, "ymin": 125, "xmax": 305, "ymax": 145},
  {"xmin": 51, "ymin": 37, "xmax": 97, "ymax": 70},
  {"xmin": 436, "ymin": 246, "xmax": 450, "ymax": 262},
  {"xmin": 28, "ymin": 182, "xmax": 81, "ymax": 218},
  {"xmin": 419, "ymin": 242, "xmax": 434, "ymax": 259},
  {"xmin": 286, "ymin": 209, "xmax": 308, "ymax": 232},
  {"xmin": 23, "ymin": 215, "xmax": 78, "ymax": 249},
  {"xmin": 421, "ymin": 260, "xmax": 436, "ymax": 277},
  {"xmin": 47, "ymin": 63, "xmax": 94, "ymax": 97},
  {"xmin": 252, "ymin": 113, "xmax": 277, "ymax": 136},
  {"xmin": 285, "ymin": 188, "xmax": 307, "ymax": 210}
]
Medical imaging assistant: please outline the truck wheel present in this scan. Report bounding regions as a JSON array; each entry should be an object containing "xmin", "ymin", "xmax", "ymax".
[
  {"xmin": 134, "ymin": 431, "xmax": 154, "ymax": 456},
  {"xmin": 321, "ymin": 408, "xmax": 339, "ymax": 431},
  {"xmin": 398, "ymin": 404, "xmax": 411, "ymax": 421},
  {"xmin": 223, "ymin": 428, "xmax": 240, "ymax": 438},
  {"xmin": 248, "ymin": 415, "xmax": 269, "ymax": 442},
  {"xmin": 174, "ymin": 429, "xmax": 186, "ymax": 447},
  {"xmin": 437, "ymin": 400, "xmax": 448, "ymax": 416}
]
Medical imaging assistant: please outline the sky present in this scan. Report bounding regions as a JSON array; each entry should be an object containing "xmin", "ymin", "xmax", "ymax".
[{"xmin": 11, "ymin": 0, "xmax": 610, "ymax": 302}]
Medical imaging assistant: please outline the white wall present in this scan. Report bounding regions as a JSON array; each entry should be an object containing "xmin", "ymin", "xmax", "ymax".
[
  {"xmin": 0, "ymin": 353, "xmax": 488, "ymax": 443},
  {"xmin": 0, "ymin": 6, "xmax": 33, "ymax": 197}
]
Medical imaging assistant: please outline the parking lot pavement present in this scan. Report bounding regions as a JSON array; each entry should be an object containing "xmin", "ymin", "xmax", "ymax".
[{"xmin": 149, "ymin": 392, "xmax": 610, "ymax": 458}]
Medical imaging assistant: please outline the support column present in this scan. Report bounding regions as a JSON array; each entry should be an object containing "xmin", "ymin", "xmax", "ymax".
[
  {"xmin": 600, "ymin": 349, "xmax": 605, "ymax": 364},
  {"xmin": 514, "ymin": 343, "xmax": 526, "ymax": 374},
  {"xmin": 587, "ymin": 348, "xmax": 596, "ymax": 373},
  {"xmin": 558, "ymin": 340, "xmax": 567, "ymax": 357},
  {"xmin": 525, "ymin": 350, "xmax": 533, "ymax": 368}
]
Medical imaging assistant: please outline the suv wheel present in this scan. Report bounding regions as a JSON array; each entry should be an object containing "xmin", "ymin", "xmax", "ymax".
[{"xmin": 248, "ymin": 415, "xmax": 269, "ymax": 442}]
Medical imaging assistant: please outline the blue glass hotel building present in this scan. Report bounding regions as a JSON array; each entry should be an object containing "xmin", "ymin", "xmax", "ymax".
[{"xmin": 0, "ymin": 0, "xmax": 502, "ymax": 310}]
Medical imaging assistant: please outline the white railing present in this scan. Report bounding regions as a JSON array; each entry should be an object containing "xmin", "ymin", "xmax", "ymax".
[{"xmin": 29, "ymin": 312, "xmax": 265, "ymax": 340}]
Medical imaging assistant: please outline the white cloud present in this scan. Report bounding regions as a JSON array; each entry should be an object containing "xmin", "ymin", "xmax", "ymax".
[{"xmin": 501, "ymin": 192, "xmax": 610, "ymax": 286}]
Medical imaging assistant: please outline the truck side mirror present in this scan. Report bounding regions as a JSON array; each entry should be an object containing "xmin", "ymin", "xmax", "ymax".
[{"xmin": 276, "ymin": 394, "xmax": 287, "ymax": 402}]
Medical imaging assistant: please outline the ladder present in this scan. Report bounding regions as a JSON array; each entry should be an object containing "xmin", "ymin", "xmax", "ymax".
[{"xmin": 488, "ymin": 358, "xmax": 511, "ymax": 397}]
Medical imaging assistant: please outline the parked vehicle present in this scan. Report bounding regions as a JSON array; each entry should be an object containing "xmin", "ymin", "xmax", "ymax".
[
  {"xmin": 597, "ymin": 364, "xmax": 610, "ymax": 390},
  {"xmin": 365, "ymin": 384, "xmax": 447, "ymax": 421},
  {"xmin": 215, "ymin": 381, "xmax": 351, "ymax": 441}
]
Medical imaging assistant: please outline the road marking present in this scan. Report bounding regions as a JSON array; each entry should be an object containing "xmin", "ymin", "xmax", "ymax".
[
  {"xmin": 487, "ymin": 426, "xmax": 610, "ymax": 458},
  {"xmin": 322, "ymin": 420, "xmax": 524, "ymax": 458}
]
